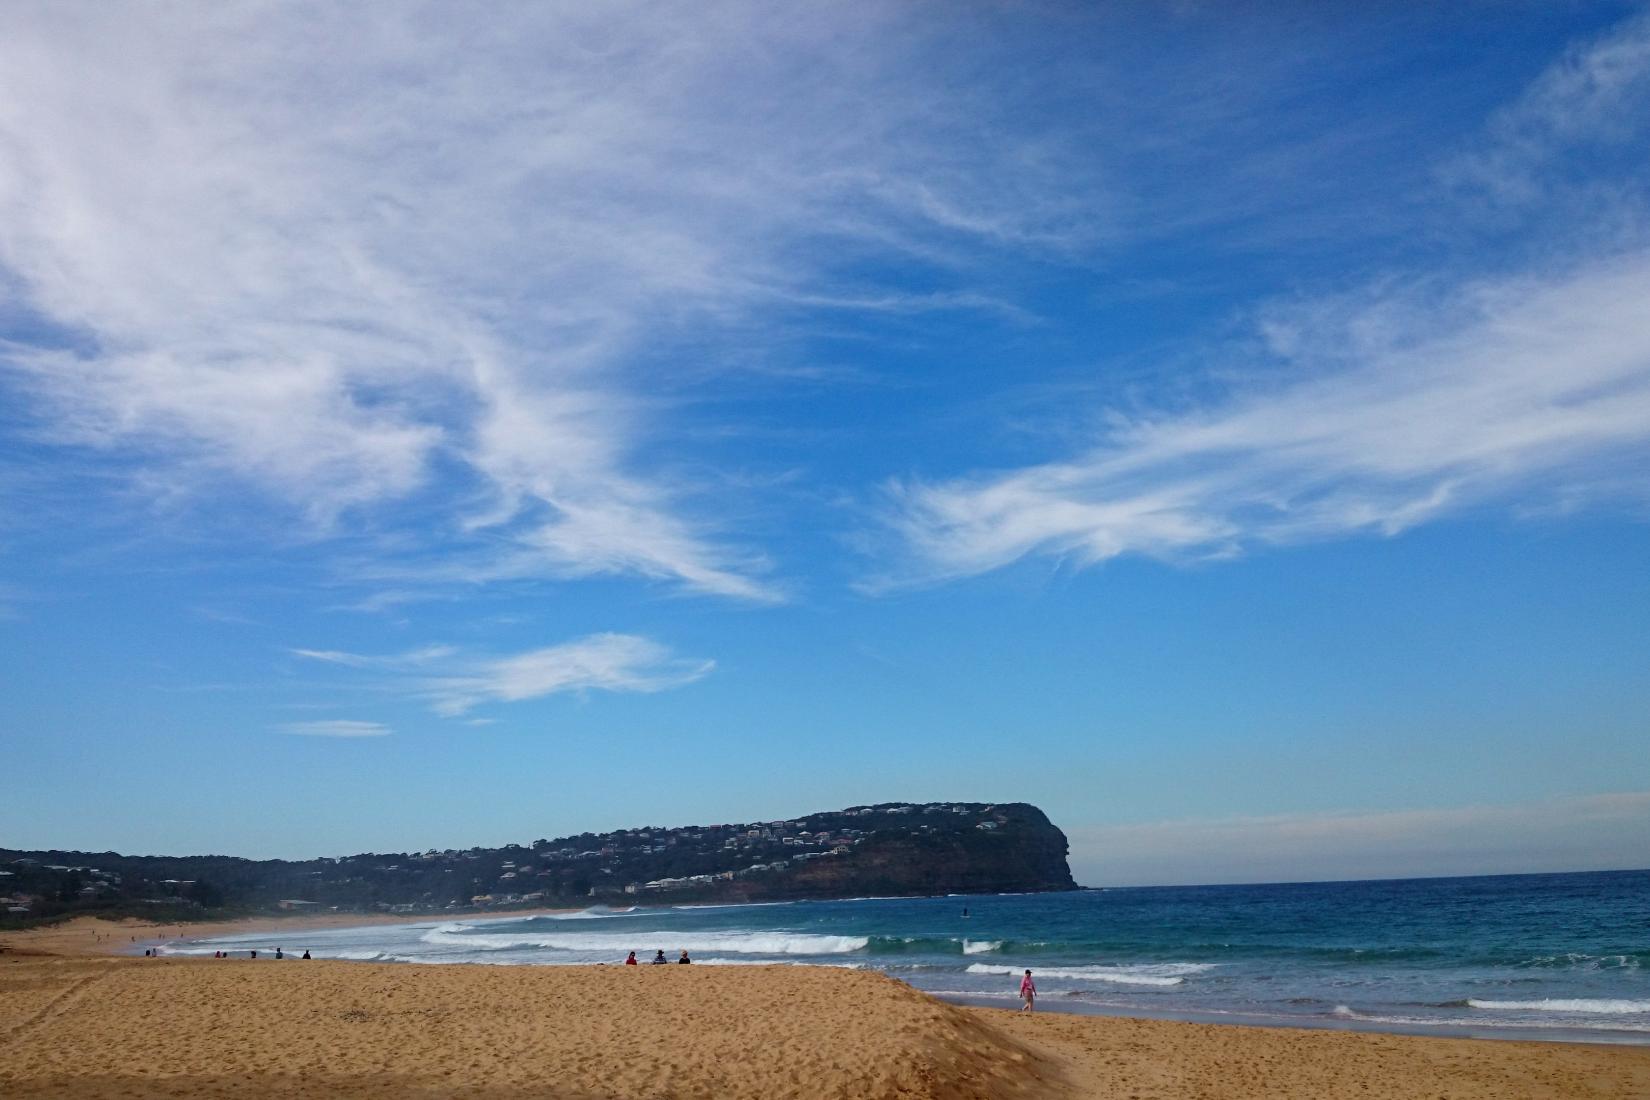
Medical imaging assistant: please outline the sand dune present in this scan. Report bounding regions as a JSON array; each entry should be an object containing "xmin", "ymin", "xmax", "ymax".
[{"xmin": 2, "ymin": 953, "xmax": 1646, "ymax": 1098}]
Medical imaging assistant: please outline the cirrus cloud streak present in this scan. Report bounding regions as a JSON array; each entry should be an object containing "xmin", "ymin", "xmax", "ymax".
[
  {"xmin": 293, "ymin": 632, "xmax": 714, "ymax": 718},
  {"xmin": 275, "ymin": 719, "xmax": 392, "ymax": 738},
  {"xmin": 0, "ymin": 3, "xmax": 1103, "ymax": 604},
  {"xmin": 877, "ymin": 254, "xmax": 1650, "ymax": 586}
]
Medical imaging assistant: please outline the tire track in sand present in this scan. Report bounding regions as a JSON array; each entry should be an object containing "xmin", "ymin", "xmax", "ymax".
[{"xmin": 0, "ymin": 966, "xmax": 113, "ymax": 1046}]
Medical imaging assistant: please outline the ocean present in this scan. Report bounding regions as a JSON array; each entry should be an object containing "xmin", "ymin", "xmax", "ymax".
[{"xmin": 157, "ymin": 869, "xmax": 1649, "ymax": 1043}]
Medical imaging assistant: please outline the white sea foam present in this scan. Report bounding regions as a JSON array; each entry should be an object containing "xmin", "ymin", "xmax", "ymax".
[
  {"xmin": 1468, "ymin": 999, "xmax": 1650, "ymax": 1015},
  {"xmin": 1521, "ymin": 953, "xmax": 1643, "ymax": 971},
  {"xmin": 696, "ymin": 958, "xmax": 866, "ymax": 969},
  {"xmin": 694, "ymin": 957, "xmax": 783, "ymax": 966},
  {"xmin": 157, "ymin": 944, "xmax": 322, "ymax": 959},
  {"xmin": 420, "ymin": 926, "xmax": 869, "ymax": 956},
  {"xmin": 961, "ymin": 940, "xmax": 1002, "ymax": 955},
  {"xmin": 1327, "ymin": 1005, "xmax": 1650, "ymax": 1033},
  {"xmin": 965, "ymin": 962, "xmax": 1213, "ymax": 987}
]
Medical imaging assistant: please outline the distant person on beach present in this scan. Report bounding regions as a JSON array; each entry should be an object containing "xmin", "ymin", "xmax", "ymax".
[
  {"xmin": 652, "ymin": 950, "xmax": 667, "ymax": 964},
  {"xmin": 302, "ymin": 950, "xmax": 311, "ymax": 959},
  {"xmin": 250, "ymin": 950, "xmax": 257, "ymax": 959},
  {"xmin": 1019, "ymin": 969, "xmax": 1036, "ymax": 1012},
  {"xmin": 275, "ymin": 948, "xmax": 284, "ymax": 960},
  {"xmin": 625, "ymin": 952, "xmax": 638, "ymax": 965},
  {"xmin": 678, "ymin": 950, "xmax": 692, "ymax": 964}
]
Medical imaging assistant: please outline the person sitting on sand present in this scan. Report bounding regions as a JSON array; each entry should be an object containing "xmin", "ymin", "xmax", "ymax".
[
  {"xmin": 301, "ymin": 950, "xmax": 311, "ymax": 960},
  {"xmin": 652, "ymin": 950, "xmax": 668, "ymax": 964},
  {"xmin": 625, "ymin": 952, "xmax": 638, "ymax": 965},
  {"xmin": 275, "ymin": 947, "xmax": 284, "ymax": 960},
  {"xmin": 678, "ymin": 950, "xmax": 692, "ymax": 964},
  {"xmin": 1019, "ymin": 969, "xmax": 1036, "ymax": 1012}
]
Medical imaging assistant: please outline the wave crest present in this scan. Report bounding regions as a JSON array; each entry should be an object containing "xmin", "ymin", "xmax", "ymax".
[
  {"xmin": 419, "ymin": 926, "xmax": 869, "ymax": 956},
  {"xmin": 1468, "ymin": 998, "xmax": 1650, "ymax": 1015},
  {"xmin": 965, "ymin": 962, "xmax": 1213, "ymax": 987}
]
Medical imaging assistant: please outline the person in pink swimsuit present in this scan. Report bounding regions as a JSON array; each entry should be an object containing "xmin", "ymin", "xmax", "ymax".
[{"xmin": 1019, "ymin": 969, "xmax": 1036, "ymax": 1012}]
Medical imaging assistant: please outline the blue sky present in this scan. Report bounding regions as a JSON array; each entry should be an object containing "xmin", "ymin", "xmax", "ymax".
[{"xmin": 2, "ymin": 3, "xmax": 1648, "ymax": 886}]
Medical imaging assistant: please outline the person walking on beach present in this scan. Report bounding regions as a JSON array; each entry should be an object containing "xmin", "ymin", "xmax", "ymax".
[{"xmin": 1019, "ymin": 969, "xmax": 1036, "ymax": 1012}]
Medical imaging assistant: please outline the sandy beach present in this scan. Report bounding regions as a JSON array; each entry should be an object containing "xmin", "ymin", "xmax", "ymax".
[{"xmin": 2, "ymin": 922, "xmax": 1646, "ymax": 1099}]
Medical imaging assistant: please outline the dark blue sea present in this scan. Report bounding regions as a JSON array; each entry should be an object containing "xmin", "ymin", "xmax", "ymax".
[{"xmin": 164, "ymin": 869, "xmax": 1650, "ymax": 1042}]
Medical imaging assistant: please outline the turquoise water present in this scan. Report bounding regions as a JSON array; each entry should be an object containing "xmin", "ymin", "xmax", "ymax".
[{"xmin": 168, "ymin": 869, "xmax": 1650, "ymax": 1042}]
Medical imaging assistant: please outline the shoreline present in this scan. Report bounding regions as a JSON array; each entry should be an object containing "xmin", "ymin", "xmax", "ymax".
[
  {"xmin": 7, "ymin": 912, "xmax": 1647, "ymax": 1050},
  {"xmin": 2, "ymin": 955, "xmax": 1645, "ymax": 1098},
  {"xmin": 935, "ymin": 991, "xmax": 1650, "ymax": 1048},
  {"xmin": 0, "ymin": 908, "xmax": 579, "ymax": 958}
]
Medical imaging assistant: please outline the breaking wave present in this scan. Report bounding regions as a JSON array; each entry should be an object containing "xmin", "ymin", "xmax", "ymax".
[
  {"xmin": 1467, "ymin": 999, "xmax": 1650, "ymax": 1015},
  {"xmin": 965, "ymin": 962, "xmax": 1214, "ymax": 987},
  {"xmin": 530, "ymin": 906, "xmax": 638, "ymax": 920},
  {"xmin": 420, "ymin": 925, "xmax": 869, "ymax": 956}
]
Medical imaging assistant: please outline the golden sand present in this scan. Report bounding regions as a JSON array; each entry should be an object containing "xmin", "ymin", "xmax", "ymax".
[
  {"xmin": 2, "ymin": 922, "xmax": 1647, "ymax": 1099},
  {"xmin": 0, "ymin": 956, "xmax": 1053, "ymax": 1099}
]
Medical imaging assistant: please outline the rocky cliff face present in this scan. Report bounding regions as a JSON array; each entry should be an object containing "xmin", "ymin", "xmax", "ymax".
[{"xmin": 739, "ymin": 802, "xmax": 1076, "ymax": 901}]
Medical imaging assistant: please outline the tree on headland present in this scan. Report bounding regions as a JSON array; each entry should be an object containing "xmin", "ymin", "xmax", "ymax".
[{"xmin": 185, "ymin": 878, "xmax": 225, "ymax": 908}]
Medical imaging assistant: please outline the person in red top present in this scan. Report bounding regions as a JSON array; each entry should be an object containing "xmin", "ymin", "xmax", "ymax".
[
  {"xmin": 1019, "ymin": 969, "xmax": 1036, "ymax": 1012},
  {"xmin": 624, "ymin": 951, "xmax": 638, "ymax": 965}
]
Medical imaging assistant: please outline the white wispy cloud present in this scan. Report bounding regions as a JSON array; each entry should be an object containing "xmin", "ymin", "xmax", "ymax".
[
  {"xmin": 1067, "ymin": 791, "xmax": 1650, "ymax": 886},
  {"xmin": 276, "ymin": 719, "xmax": 392, "ymax": 738},
  {"xmin": 293, "ymin": 632, "xmax": 713, "ymax": 717},
  {"xmin": 290, "ymin": 644, "xmax": 456, "ymax": 670},
  {"xmin": 0, "ymin": 4, "xmax": 1100, "ymax": 603},
  {"xmin": 873, "ymin": 15, "xmax": 1650, "ymax": 588},
  {"xmin": 1443, "ymin": 12, "xmax": 1650, "ymax": 212},
  {"xmin": 425, "ymin": 633, "xmax": 714, "ymax": 717},
  {"xmin": 875, "ymin": 253, "xmax": 1650, "ymax": 585}
]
